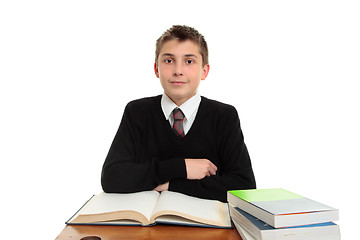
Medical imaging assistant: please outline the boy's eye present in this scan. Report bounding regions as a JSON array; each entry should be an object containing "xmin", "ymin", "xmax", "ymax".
[
  {"xmin": 186, "ymin": 59, "xmax": 194, "ymax": 64},
  {"xmin": 165, "ymin": 59, "xmax": 173, "ymax": 63}
]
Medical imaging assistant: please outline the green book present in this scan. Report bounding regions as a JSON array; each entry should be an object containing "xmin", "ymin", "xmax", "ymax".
[{"xmin": 227, "ymin": 188, "xmax": 339, "ymax": 228}]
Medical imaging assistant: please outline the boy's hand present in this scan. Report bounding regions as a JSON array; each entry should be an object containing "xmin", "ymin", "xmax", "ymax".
[
  {"xmin": 184, "ymin": 159, "xmax": 217, "ymax": 180},
  {"xmin": 154, "ymin": 182, "xmax": 169, "ymax": 192}
]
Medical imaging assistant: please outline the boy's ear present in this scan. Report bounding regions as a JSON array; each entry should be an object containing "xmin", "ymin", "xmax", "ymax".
[
  {"xmin": 201, "ymin": 64, "xmax": 210, "ymax": 80},
  {"xmin": 154, "ymin": 62, "xmax": 160, "ymax": 78}
]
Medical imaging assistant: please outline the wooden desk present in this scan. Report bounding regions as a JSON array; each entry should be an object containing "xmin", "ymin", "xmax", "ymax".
[{"xmin": 56, "ymin": 225, "xmax": 242, "ymax": 240}]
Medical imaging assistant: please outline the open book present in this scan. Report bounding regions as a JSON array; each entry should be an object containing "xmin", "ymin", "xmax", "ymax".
[{"xmin": 66, "ymin": 190, "xmax": 232, "ymax": 228}]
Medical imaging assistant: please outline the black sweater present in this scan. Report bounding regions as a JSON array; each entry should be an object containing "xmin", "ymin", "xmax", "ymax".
[{"xmin": 101, "ymin": 95, "xmax": 256, "ymax": 202}]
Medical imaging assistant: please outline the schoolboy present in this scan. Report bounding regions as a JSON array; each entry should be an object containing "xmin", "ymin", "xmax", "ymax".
[{"xmin": 101, "ymin": 25, "xmax": 256, "ymax": 202}]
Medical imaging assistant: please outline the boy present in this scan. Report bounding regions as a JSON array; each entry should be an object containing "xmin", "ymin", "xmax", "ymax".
[{"xmin": 101, "ymin": 25, "xmax": 256, "ymax": 202}]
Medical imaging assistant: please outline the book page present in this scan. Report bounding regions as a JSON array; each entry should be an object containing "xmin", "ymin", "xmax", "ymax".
[
  {"xmin": 233, "ymin": 221, "xmax": 256, "ymax": 240},
  {"xmin": 73, "ymin": 191, "xmax": 160, "ymax": 224},
  {"xmin": 151, "ymin": 191, "xmax": 231, "ymax": 227},
  {"xmin": 154, "ymin": 215, "xmax": 214, "ymax": 227}
]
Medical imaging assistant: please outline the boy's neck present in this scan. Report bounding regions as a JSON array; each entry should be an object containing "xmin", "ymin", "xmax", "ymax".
[{"xmin": 166, "ymin": 92, "xmax": 197, "ymax": 107}]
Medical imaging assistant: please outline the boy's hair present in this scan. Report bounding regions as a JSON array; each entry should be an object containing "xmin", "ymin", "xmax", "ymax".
[{"xmin": 155, "ymin": 25, "xmax": 209, "ymax": 67}]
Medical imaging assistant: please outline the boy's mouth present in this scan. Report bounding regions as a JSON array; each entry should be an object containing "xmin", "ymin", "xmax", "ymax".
[{"xmin": 170, "ymin": 81, "xmax": 186, "ymax": 86}]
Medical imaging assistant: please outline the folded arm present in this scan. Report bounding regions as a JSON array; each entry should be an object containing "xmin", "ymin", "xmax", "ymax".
[{"xmin": 166, "ymin": 106, "xmax": 256, "ymax": 202}]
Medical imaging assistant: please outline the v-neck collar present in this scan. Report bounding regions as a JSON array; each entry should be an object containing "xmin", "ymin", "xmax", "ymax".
[
  {"xmin": 157, "ymin": 95, "xmax": 207, "ymax": 143},
  {"xmin": 161, "ymin": 92, "xmax": 201, "ymax": 121}
]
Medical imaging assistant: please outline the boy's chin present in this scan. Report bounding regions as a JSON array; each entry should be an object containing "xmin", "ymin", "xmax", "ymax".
[{"xmin": 166, "ymin": 92, "xmax": 196, "ymax": 105}]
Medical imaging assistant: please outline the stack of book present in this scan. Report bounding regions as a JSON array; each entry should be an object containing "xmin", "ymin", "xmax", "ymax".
[{"xmin": 227, "ymin": 188, "xmax": 340, "ymax": 240}]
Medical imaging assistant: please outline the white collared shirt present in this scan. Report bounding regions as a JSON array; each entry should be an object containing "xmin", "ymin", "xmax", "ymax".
[{"xmin": 161, "ymin": 92, "xmax": 201, "ymax": 135}]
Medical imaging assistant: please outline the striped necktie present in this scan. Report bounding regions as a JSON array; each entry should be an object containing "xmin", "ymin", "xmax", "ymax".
[{"xmin": 172, "ymin": 108, "xmax": 185, "ymax": 137}]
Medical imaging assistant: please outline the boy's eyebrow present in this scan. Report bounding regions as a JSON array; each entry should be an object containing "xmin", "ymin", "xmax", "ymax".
[
  {"xmin": 161, "ymin": 53, "xmax": 175, "ymax": 57},
  {"xmin": 184, "ymin": 54, "xmax": 198, "ymax": 58},
  {"xmin": 161, "ymin": 53, "xmax": 198, "ymax": 58}
]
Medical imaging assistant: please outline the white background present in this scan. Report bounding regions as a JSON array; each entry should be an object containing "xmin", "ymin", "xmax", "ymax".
[{"xmin": 1, "ymin": 0, "xmax": 359, "ymax": 239}]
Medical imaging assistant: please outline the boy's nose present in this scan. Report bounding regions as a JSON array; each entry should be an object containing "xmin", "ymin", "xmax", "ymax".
[
  {"xmin": 173, "ymin": 63, "xmax": 183, "ymax": 76},
  {"xmin": 174, "ymin": 72, "xmax": 183, "ymax": 76}
]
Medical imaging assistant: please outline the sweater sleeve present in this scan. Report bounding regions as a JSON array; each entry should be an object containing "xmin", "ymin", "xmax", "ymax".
[
  {"xmin": 101, "ymin": 102, "xmax": 187, "ymax": 193},
  {"xmin": 168, "ymin": 105, "xmax": 256, "ymax": 202}
]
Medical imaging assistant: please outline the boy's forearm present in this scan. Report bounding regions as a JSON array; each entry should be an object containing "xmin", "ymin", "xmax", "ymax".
[
  {"xmin": 101, "ymin": 156, "xmax": 187, "ymax": 193},
  {"xmin": 154, "ymin": 158, "xmax": 218, "ymax": 192},
  {"xmin": 168, "ymin": 169, "xmax": 256, "ymax": 202}
]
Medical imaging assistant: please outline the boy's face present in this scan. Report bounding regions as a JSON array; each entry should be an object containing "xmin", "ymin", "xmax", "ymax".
[{"xmin": 154, "ymin": 39, "xmax": 209, "ymax": 106}]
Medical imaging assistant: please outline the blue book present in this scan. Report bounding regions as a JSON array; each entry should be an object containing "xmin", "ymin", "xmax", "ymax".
[{"xmin": 230, "ymin": 205, "xmax": 340, "ymax": 240}]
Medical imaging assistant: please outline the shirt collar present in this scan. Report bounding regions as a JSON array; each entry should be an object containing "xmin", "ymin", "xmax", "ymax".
[{"xmin": 161, "ymin": 92, "xmax": 201, "ymax": 120}]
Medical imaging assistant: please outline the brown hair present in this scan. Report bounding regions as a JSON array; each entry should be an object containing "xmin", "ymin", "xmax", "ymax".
[{"xmin": 155, "ymin": 25, "xmax": 209, "ymax": 67}]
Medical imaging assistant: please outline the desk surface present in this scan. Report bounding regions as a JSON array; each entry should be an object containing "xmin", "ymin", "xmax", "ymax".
[{"xmin": 56, "ymin": 225, "xmax": 242, "ymax": 240}]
